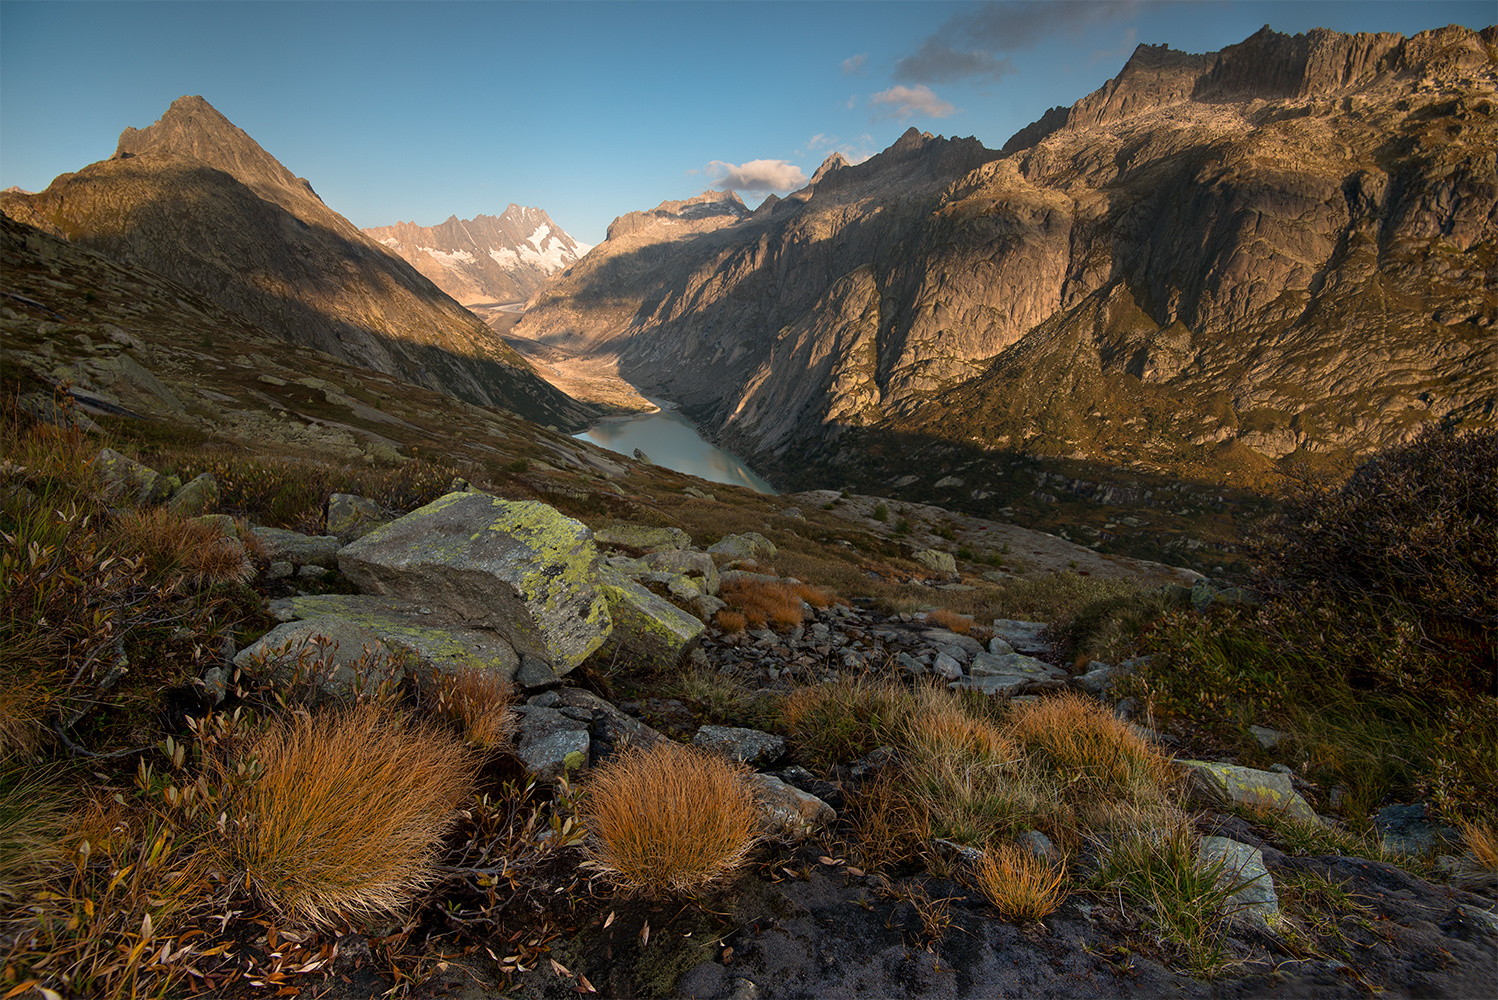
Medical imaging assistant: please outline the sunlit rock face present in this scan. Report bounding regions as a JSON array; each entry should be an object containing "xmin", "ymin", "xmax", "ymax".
[{"xmin": 515, "ymin": 25, "xmax": 1497, "ymax": 486}]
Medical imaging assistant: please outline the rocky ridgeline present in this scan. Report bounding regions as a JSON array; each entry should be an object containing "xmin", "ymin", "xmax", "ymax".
[{"xmin": 93, "ymin": 447, "xmax": 1480, "ymax": 889}]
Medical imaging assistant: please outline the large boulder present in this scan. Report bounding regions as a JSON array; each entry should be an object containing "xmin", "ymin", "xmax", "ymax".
[
  {"xmin": 1180, "ymin": 761, "xmax": 1321, "ymax": 825},
  {"xmin": 233, "ymin": 617, "xmax": 405, "ymax": 703},
  {"xmin": 94, "ymin": 448, "xmax": 170, "ymax": 506},
  {"xmin": 326, "ymin": 493, "xmax": 388, "ymax": 543},
  {"xmin": 266, "ymin": 594, "xmax": 520, "ymax": 684},
  {"xmin": 338, "ymin": 492, "xmax": 610, "ymax": 673},
  {"xmin": 644, "ymin": 549, "xmax": 720, "ymax": 595},
  {"xmin": 593, "ymin": 569, "xmax": 704, "ymax": 670},
  {"xmin": 707, "ymin": 532, "xmax": 776, "ymax": 561}
]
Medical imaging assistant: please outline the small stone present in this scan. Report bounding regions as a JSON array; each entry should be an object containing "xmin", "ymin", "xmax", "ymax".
[
  {"xmin": 932, "ymin": 653, "xmax": 963, "ymax": 680},
  {"xmin": 747, "ymin": 773, "xmax": 835, "ymax": 841},
  {"xmin": 201, "ymin": 666, "xmax": 228, "ymax": 705},
  {"xmin": 1198, "ymin": 836, "xmax": 1279, "ymax": 928},
  {"xmin": 265, "ymin": 561, "xmax": 294, "ymax": 580},
  {"xmin": 296, "ymin": 564, "xmax": 331, "ymax": 580},
  {"xmin": 1014, "ymin": 829, "xmax": 1061, "ymax": 863},
  {"xmin": 516, "ymin": 654, "xmax": 561, "ymax": 690},
  {"xmin": 694, "ymin": 725, "xmax": 785, "ymax": 766},
  {"xmin": 166, "ymin": 472, "xmax": 218, "ymax": 516},
  {"xmin": 1250, "ymin": 725, "xmax": 1286, "ymax": 750}
]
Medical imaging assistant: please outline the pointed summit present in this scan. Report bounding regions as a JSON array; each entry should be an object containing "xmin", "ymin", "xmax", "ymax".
[
  {"xmin": 811, "ymin": 152, "xmax": 849, "ymax": 185},
  {"xmin": 114, "ymin": 95, "xmax": 330, "ymax": 225}
]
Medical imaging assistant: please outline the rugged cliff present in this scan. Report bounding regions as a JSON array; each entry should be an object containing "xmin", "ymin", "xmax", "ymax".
[
  {"xmin": 1, "ymin": 96, "xmax": 595, "ymax": 429},
  {"xmin": 513, "ymin": 25, "xmax": 1497, "ymax": 493}
]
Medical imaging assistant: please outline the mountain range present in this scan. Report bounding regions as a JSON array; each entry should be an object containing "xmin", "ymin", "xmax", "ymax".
[
  {"xmin": 363, "ymin": 206, "xmax": 592, "ymax": 307},
  {"xmin": 513, "ymin": 25, "xmax": 1497, "ymax": 507},
  {"xmin": 0, "ymin": 96, "xmax": 593, "ymax": 430}
]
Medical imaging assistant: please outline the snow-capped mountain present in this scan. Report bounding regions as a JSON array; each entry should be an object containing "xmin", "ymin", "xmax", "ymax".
[{"xmin": 363, "ymin": 205, "xmax": 592, "ymax": 306}]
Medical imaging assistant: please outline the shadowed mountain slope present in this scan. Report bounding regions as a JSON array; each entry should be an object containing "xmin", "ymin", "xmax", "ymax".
[
  {"xmin": 1, "ymin": 96, "xmax": 594, "ymax": 429},
  {"xmin": 513, "ymin": 25, "xmax": 1497, "ymax": 497}
]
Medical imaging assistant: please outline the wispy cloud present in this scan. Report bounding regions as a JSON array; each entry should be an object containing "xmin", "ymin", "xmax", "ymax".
[
  {"xmin": 870, "ymin": 84, "xmax": 956, "ymax": 121},
  {"xmin": 895, "ymin": 0, "xmax": 1147, "ymax": 84},
  {"xmin": 1090, "ymin": 27, "xmax": 1138, "ymax": 64},
  {"xmin": 841, "ymin": 52, "xmax": 869, "ymax": 75},
  {"xmin": 707, "ymin": 158, "xmax": 809, "ymax": 193}
]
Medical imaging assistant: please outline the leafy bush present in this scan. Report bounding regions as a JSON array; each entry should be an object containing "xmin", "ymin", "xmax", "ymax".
[
  {"xmin": 582, "ymin": 742, "xmax": 759, "ymax": 895},
  {"xmin": 1259, "ymin": 424, "xmax": 1496, "ymax": 698}
]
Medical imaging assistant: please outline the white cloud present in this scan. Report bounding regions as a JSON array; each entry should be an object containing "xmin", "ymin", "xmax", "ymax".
[
  {"xmin": 842, "ymin": 52, "xmax": 869, "ymax": 75},
  {"xmin": 870, "ymin": 84, "xmax": 956, "ymax": 121},
  {"xmin": 707, "ymin": 158, "xmax": 809, "ymax": 193}
]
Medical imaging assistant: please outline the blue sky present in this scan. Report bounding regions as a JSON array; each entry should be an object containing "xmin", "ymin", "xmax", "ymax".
[{"xmin": 1, "ymin": 1, "xmax": 1489, "ymax": 245}]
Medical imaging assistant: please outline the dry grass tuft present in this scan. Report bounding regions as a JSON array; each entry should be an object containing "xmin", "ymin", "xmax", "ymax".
[
  {"xmin": 1455, "ymin": 817, "xmax": 1498, "ymax": 890},
  {"xmin": 926, "ymin": 608, "xmax": 974, "ymax": 635},
  {"xmin": 715, "ymin": 609, "xmax": 748, "ymax": 633},
  {"xmin": 0, "ymin": 769, "xmax": 68, "ymax": 906},
  {"xmin": 1005, "ymin": 692, "xmax": 1173, "ymax": 798},
  {"xmin": 583, "ymin": 741, "xmax": 760, "ymax": 895},
  {"xmin": 780, "ymin": 677, "xmax": 906, "ymax": 770},
  {"xmin": 899, "ymin": 683, "xmax": 1015, "ymax": 766},
  {"xmin": 972, "ymin": 843, "xmax": 1067, "ymax": 921},
  {"xmin": 110, "ymin": 507, "xmax": 254, "ymax": 588},
  {"xmin": 431, "ymin": 667, "xmax": 517, "ymax": 749},
  {"xmin": 224, "ymin": 702, "xmax": 474, "ymax": 925},
  {"xmin": 720, "ymin": 578, "xmax": 841, "ymax": 630}
]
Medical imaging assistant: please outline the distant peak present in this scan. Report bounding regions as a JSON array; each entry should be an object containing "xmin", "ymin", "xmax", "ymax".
[
  {"xmin": 892, "ymin": 126, "xmax": 928, "ymax": 151},
  {"xmin": 811, "ymin": 152, "xmax": 849, "ymax": 185}
]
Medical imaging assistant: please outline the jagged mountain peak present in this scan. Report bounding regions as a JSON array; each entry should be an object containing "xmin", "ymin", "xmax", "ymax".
[
  {"xmin": 811, "ymin": 152, "xmax": 849, "ymax": 185},
  {"xmin": 362, "ymin": 207, "xmax": 592, "ymax": 306},
  {"xmin": 114, "ymin": 95, "xmax": 323, "ymax": 219}
]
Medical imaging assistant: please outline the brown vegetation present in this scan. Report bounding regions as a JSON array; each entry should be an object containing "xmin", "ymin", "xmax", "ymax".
[
  {"xmin": 582, "ymin": 742, "xmax": 760, "ymax": 895},
  {"xmin": 972, "ymin": 844, "xmax": 1067, "ymax": 921}
]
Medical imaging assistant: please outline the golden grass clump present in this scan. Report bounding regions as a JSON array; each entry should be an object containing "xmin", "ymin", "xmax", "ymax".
[
  {"xmin": 715, "ymin": 609, "xmax": 748, "ymax": 633},
  {"xmin": 225, "ymin": 702, "xmax": 474, "ymax": 925},
  {"xmin": 431, "ymin": 667, "xmax": 517, "ymax": 749},
  {"xmin": 583, "ymin": 741, "xmax": 760, "ymax": 895},
  {"xmin": 972, "ymin": 843, "xmax": 1067, "ymax": 921},
  {"xmin": 926, "ymin": 608, "xmax": 974, "ymax": 635},
  {"xmin": 899, "ymin": 683, "xmax": 1015, "ymax": 767},
  {"xmin": 720, "ymin": 578, "xmax": 840, "ymax": 631},
  {"xmin": 1455, "ymin": 818, "xmax": 1498, "ymax": 890},
  {"xmin": 110, "ymin": 507, "xmax": 254, "ymax": 588},
  {"xmin": 1005, "ymin": 691, "xmax": 1173, "ymax": 797}
]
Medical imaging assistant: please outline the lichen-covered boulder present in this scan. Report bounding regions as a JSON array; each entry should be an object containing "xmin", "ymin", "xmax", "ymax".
[
  {"xmin": 94, "ymin": 448, "xmax": 170, "ymax": 505},
  {"xmin": 912, "ymin": 548, "xmax": 957, "ymax": 578},
  {"xmin": 593, "ymin": 568, "xmax": 704, "ymax": 670},
  {"xmin": 707, "ymin": 532, "xmax": 776, "ymax": 561},
  {"xmin": 514, "ymin": 705, "xmax": 590, "ymax": 782},
  {"xmin": 232, "ymin": 616, "xmax": 405, "ymax": 703},
  {"xmin": 594, "ymin": 524, "xmax": 691, "ymax": 551},
  {"xmin": 1198, "ymin": 837, "xmax": 1280, "ymax": 928},
  {"xmin": 326, "ymin": 492, "xmax": 387, "ymax": 543},
  {"xmin": 1180, "ymin": 761, "xmax": 1321, "ymax": 825},
  {"xmin": 166, "ymin": 472, "xmax": 218, "ymax": 516},
  {"xmin": 338, "ymin": 492, "xmax": 610, "ymax": 674},
  {"xmin": 267, "ymin": 594, "xmax": 519, "ymax": 684}
]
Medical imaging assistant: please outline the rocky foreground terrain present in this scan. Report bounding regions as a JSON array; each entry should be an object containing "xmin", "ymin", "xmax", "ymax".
[{"xmin": 514, "ymin": 25, "xmax": 1497, "ymax": 506}]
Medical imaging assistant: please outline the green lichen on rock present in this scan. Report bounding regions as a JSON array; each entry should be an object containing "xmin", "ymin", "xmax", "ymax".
[
  {"xmin": 594, "ymin": 567, "xmax": 704, "ymax": 671},
  {"xmin": 338, "ymin": 492, "xmax": 610, "ymax": 673},
  {"xmin": 1180, "ymin": 760, "xmax": 1321, "ymax": 825}
]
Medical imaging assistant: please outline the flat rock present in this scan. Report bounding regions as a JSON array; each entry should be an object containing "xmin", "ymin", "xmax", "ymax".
[
  {"xmin": 233, "ymin": 616, "xmax": 404, "ymax": 703},
  {"xmin": 338, "ymin": 492, "xmax": 610, "ymax": 674},
  {"xmin": 694, "ymin": 725, "xmax": 785, "ymax": 766},
  {"xmin": 969, "ymin": 651, "xmax": 1067, "ymax": 681},
  {"xmin": 991, "ymin": 619, "xmax": 1051, "ymax": 655},
  {"xmin": 266, "ymin": 594, "xmax": 519, "ymax": 684},
  {"xmin": 594, "ymin": 524, "xmax": 691, "ymax": 551},
  {"xmin": 1180, "ymin": 760, "xmax": 1321, "ymax": 825},
  {"xmin": 951, "ymin": 674, "xmax": 1031, "ymax": 697},
  {"xmin": 252, "ymin": 526, "xmax": 342, "ymax": 569}
]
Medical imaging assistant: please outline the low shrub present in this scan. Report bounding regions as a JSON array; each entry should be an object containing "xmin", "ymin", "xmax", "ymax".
[
  {"xmin": 871, "ymin": 503, "xmax": 889, "ymax": 522},
  {"xmin": 582, "ymin": 742, "xmax": 759, "ymax": 895},
  {"xmin": 972, "ymin": 844, "xmax": 1067, "ymax": 921},
  {"xmin": 222, "ymin": 703, "xmax": 475, "ymax": 925},
  {"xmin": 430, "ymin": 667, "xmax": 517, "ymax": 750}
]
